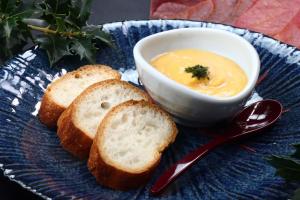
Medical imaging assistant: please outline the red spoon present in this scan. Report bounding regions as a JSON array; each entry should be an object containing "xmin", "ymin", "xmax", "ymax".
[{"xmin": 151, "ymin": 99, "xmax": 283, "ymax": 195}]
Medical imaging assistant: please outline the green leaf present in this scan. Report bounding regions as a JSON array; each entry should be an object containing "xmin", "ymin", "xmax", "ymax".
[
  {"xmin": 3, "ymin": 18, "xmax": 16, "ymax": 39},
  {"xmin": 292, "ymin": 144, "xmax": 300, "ymax": 159},
  {"xmin": 64, "ymin": 18, "xmax": 80, "ymax": 30},
  {"xmin": 1, "ymin": 0, "xmax": 18, "ymax": 14},
  {"xmin": 0, "ymin": 0, "xmax": 34, "ymax": 63},
  {"xmin": 293, "ymin": 188, "xmax": 300, "ymax": 200},
  {"xmin": 78, "ymin": 0, "xmax": 93, "ymax": 22},
  {"xmin": 268, "ymin": 155, "xmax": 300, "ymax": 181},
  {"xmin": 55, "ymin": 17, "xmax": 67, "ymax": 32},
  {"xmin": 30, "ymin": 0, "xmax": 112, "ymax": 66},
  {"xmin": 0, "ymin": 0, "xmax": 112, "ymax": 67},
  {"xmin": 67, "ymin": 0, "xmax": 92, "ymax": 26},
  {"xmin": 82, "ymin": 25, "xmax": 113, "ymax": 47},
  {"xmin": 292, "ymin": 188, "xmax": 300, "ymax": 200},
  {"xmin": 1, "ymin": 0, "xmax": 34, "ymax": 16},
  {"xmin": 37, "ymin": 0, "xmax": 70, "ymax": 15},
  {"xmin": 36, "ymin": 35, "xmax": 72, "ymax": 66},
  {"xmin": 70, "ymin": 37, "xmax": 96, "ymax": 63}
]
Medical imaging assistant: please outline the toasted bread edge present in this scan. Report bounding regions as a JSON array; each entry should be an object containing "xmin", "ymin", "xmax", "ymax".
[{"xmin": 87, "ymin": 100, "xmax": 178, "ymax": 190}]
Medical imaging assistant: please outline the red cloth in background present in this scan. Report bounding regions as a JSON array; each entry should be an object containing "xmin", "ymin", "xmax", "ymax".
[{"xmin": 150, "ymin": 0, "xmax": 300, "ymax": 49}]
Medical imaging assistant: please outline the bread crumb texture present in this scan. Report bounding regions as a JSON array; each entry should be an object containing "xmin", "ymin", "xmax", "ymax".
[{"xmin": 100, "ymin": 101, "xmax": 177, "ymax": 171}]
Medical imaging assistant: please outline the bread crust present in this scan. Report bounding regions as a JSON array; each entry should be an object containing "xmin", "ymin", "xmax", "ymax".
[
  {"xmin": 87, "ymin": 100, "xmax": 178, "ymax": 190},
  {"xmin": 57, "ymin": 106, "xmax": 94, "ymax": 159},
  {"xmin": 88, "ymin": 139, "xmax": 161, "ymax": 190},
  {"xmin": 38, "ymin": 65, "xmax": 121, "ymax": 128},
  {"xmin": 39, "ymin": 92, "xmax": 65, "ymax": 129},
  {"xmin": 57, "ymin": 80, "xmax": 152, "ymax": 159}
]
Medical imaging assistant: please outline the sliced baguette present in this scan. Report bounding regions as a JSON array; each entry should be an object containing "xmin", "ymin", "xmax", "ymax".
[
  {"xmin": 57, "ymin": 80, "xmax": 151, "ymax": 159},
  {"xmin": 39, "ymin": 65, "xmax": 120, "ymax": 128},
  {"xmin": 87, "ymin": 100, "xmax": 178, "ymax": 190}
]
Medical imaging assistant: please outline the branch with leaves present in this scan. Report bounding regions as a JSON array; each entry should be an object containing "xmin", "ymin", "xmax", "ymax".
[
  {"xmin": 0, "ymin": 0, "xmax": 112, "ymax": 66},
  {"xmin": 268, "ymin": 144, "xmax": 300, "ymax": 200}
]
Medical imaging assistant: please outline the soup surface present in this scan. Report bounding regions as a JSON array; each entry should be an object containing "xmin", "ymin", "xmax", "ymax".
[{"xmin": 151, "ymin": 49, "xmax": 248, "ymax": 97}]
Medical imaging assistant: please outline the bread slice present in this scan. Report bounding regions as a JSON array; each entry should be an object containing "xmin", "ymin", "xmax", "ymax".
[
  {"xmin": 57, "ymin": 80, "xmax": 151, "ymax": 159},
  {"xmin": 87, "ymin": 100, "xmax": 178, "ymax": 190},
  {"xmin": 39, "ymin": 65, "xmax": 120, "ymax": 128}
]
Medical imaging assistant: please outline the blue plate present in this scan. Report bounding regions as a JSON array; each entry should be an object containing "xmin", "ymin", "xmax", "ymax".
[{"xmin": 1, "ymin": 20, "xmax": 300, "ymax": 200}]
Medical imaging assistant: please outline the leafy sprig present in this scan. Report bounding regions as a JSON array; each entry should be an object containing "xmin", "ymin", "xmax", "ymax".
[
  {"xmin": 268, "ymin": 144, "xmax": 300, "ymax": 199},
  {"xmin": 0, "ymin": 0, "xmax": 112, "ymax": 66},
  {"xmin": 185, "ymin": 65, "xmax": 209, "ymax": 80},
  {"xmin": 0, "ymin": 0, "xmax": 34, "ymax": 60}
]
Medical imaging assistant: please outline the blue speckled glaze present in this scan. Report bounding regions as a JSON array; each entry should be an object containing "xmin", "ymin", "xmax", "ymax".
[{"xmin": 0, "ymin": 20, "xmax": 300, "ymax": 200}]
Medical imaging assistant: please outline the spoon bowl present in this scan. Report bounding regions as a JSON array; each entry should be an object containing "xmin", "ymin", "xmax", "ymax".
[
  {"xmin": 151, "ymin": 99, "xmax": 283, "ymax": 195},
  {"xmin": 229, "ymin": 99, "xmax": 283, "ymax": 140}
]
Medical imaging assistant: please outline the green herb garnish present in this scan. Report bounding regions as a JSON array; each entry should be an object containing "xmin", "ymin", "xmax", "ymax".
[
  {"xmin": 185, "ymin": 65, "xmax": 209, "ymax": 80},
  {"xmin": 0, "ymin": 0, "xmax": 112, "ymax": 66},
  {"xmin": 267, "ymin": 144, "xmax": 300, "ymax": 199}
]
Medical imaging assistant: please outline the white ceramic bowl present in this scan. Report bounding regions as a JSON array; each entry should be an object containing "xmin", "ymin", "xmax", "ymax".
[{"xmin": 133, "ymin": 28, "xmax": 260, "ymax": 127}]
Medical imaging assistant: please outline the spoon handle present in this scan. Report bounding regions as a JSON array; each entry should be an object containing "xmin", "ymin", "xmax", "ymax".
[{"xmin": 150, "ymin": 135, "xmax": 230, "ymax": 195}]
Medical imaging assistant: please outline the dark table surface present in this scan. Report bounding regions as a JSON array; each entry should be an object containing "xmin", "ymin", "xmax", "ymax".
[{"xmin": 0, "ymin": 0, "xmax": 149, "ymax": 199}]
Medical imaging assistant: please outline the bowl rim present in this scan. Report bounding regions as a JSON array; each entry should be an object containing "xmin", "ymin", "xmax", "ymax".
[{"xmin": 133, "ymin": 27, "xmax": 261, "ymax": 103}]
